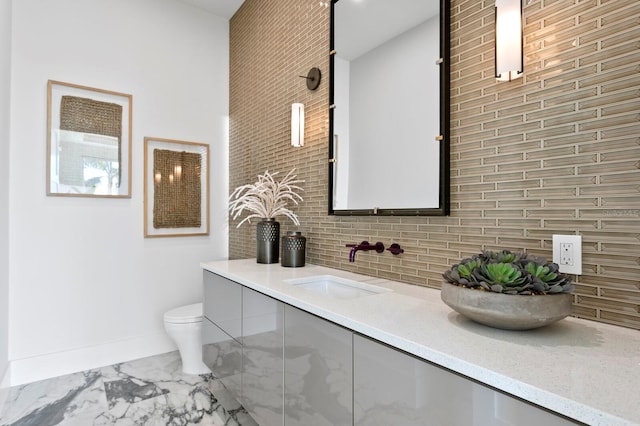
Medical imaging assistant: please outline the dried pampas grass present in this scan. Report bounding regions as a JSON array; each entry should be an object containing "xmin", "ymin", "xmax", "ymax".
[{"xmin": 229, "ymin": 169, "xmax": 304, "ymax": 228}]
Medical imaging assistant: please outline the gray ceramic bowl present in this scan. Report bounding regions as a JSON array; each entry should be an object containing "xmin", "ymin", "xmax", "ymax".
[{"xmin": 441, "ymin": 282, "xmax": 573, "ymax": 330}]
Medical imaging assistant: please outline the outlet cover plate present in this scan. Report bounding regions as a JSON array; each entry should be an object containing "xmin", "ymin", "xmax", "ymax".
[{"xmin": 552, "ymin": 234, "xmax": 582, "ymax": 275}]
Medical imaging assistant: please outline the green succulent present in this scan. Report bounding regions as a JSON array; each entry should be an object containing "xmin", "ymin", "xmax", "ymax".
[
  {"xmin": 481, "ymin": 263, "xmax": 523, "ymax": 284},
  {"xmin": 474, "ymin": 262, "xmax": 532, "ymax": 294},
  {"xmin": 457, "ymin": 260, "xmax": 479, "ymax": 278},
  {"xmin": 442, "ymin": 258, "xmax": 482, "ymax": 287},
  {"xmin": 443, "ymin": 249, "xmax": 574, "ymax": 295}
]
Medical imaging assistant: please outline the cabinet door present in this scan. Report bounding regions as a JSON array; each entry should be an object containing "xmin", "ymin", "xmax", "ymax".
[
  {"xmin": 202, "ymin": 317, "xmax": 242, "ymax": 403},
  {"xmin": 284, "ymin": 306, "xmax": 352, "ymax": 426},
  {"xmin": 242, "ymin": 287, "xmax": 284, "ymax": 426},
  {"xmin": 203, "ymin": 271, "xmax": 241, "ymax": 341},
  {"xmin": 353, "ymin": 334, "xmax": 577, "ymax": 426}
]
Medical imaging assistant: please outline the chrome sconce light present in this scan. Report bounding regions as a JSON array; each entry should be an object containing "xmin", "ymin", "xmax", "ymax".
[
  {"xmin": 291, "ymin": 103, "xmax": 304, "ymax": 147},
  {"xmin": 495, "ymin": 0, "xmax": 523, "ymax": 82}
]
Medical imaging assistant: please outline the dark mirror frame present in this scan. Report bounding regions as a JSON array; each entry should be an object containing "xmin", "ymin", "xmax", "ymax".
[{"xmin": 328, "ymin": 0, "xmax": 450, "ymax": 216}]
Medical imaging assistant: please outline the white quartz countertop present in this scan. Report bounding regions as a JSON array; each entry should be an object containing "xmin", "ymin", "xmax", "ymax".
[{"xmin": 201, "ymin": 259, "xmax": 639, "ymax": 426}]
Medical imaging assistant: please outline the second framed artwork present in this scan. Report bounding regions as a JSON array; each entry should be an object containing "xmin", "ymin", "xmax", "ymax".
[{"xmin": 144, "ymin": 137, "xmax": 209, "ymax": 237}]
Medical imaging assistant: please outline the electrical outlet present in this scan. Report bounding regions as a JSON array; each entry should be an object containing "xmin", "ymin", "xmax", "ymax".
[
  {"xmin": 560, "ymin": 243, "xmax": 573, "ymax": 266},
  {"xmin": 552, "ymin": 235, "xmax": 582, "ymax": 275}
]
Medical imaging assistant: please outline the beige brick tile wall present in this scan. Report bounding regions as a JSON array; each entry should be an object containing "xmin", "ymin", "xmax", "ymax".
[{"xmin": 230, "ymin": 0, "xmax": 640, "ymax": 330}]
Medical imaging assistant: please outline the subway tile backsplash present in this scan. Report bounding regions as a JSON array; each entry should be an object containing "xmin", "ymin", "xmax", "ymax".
[{"xmin": 229, "ymin": 0, "xmax": 640, "ymax": 330}]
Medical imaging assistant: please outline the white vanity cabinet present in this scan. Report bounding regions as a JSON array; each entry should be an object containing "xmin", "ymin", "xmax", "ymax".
[
  {"xmin": 200, "ymin": 261, "xmax": 626, "ymax": 426},
  {"xmin": 284, "ymin": 305, "xmax": 353, "ymax": 426},
  {"xmin": 202, "ymin": 271, "xmax": 243, "ymax": 403},
  {"xmin": 353, "ymin": 334, "xmax": 579, "ymax": 426},
  {"xmin": 242, "ymin": 287, "xmax": 285, "ymax": 426}
]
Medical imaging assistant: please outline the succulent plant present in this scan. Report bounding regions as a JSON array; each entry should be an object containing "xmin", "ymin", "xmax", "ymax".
[{"xmin": 442, "ymin": 250, "xmax": 574, "ymax": 295}]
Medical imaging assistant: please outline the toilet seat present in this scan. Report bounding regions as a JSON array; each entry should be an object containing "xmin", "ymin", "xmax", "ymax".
[{"xmin": 164, "ymin": 302, "xmax": 202, "ymax": 324}]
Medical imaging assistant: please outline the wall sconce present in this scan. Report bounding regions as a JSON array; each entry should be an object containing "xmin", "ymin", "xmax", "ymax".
[
  {"xmin": 291, "ymin": 103, "xmax": 304, "ymax": 147},
  {"xmin": 495, "ymin": 0, "xmax": 523, "ymax": 82}
]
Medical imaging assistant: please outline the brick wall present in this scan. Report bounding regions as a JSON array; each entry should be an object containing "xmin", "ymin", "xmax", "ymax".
[{"xmin": 229, "ymin": 0, "xmax": 640, "ymax": 330}]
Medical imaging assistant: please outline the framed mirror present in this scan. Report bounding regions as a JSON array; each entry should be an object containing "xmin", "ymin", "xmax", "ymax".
[
  {"xmin": 47, "ymin": 80, "xmax": 132, "ymax": 197},
  {"xmin": 329, "ymin": 0, "xmax": 450, "ymax": 216}
]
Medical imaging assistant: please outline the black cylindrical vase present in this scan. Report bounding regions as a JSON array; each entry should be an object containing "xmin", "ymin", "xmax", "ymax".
[
  {"xmin": 256, "ymin": 218, "xmax": 279, "ymax": 264},
  {"xmin": 281, "ymin": 231, "xmax": 306, "ymax": 267}
]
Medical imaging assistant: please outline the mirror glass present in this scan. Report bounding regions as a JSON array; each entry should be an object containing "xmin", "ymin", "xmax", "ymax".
[
  {"xmin": 47, "ymin": 80, "xmax": 132, "ymax": 198},
  {"xmin": 329, "ymin": 0, "xmax": 449, "ymax": 215}
]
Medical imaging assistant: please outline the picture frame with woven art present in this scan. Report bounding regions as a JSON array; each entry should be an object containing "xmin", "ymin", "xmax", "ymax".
[
  {"xmin": 143, "ymin": 137, "xmax": 209, "ymax": 237},
  {"xmin": 46, "ymin": 80, "xmax": 132, "ymax": 197}
]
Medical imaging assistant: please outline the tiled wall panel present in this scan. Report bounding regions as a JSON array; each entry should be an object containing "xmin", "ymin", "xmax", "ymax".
[{"xmin": 230, "ymin": 0, "xmax": 640, "ymax": 330}]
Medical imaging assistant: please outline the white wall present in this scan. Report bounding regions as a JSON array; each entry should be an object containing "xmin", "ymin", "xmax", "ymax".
[
  {"xmin": 0, "ymin": 0, "xmax": 11, "ymax": 391},
  {"xmin": 349, "ymin": 17, "xmax": 440, "ymax": 209},
  {"xmin": 9, "ymin": 0, "xmax": 229, "ymax": 385}
]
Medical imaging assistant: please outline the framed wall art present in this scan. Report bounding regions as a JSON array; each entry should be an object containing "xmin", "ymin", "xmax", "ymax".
[
  {"xmin": 47, "ymin": 80, "xmax": 132, "ymax": 197},
  {"xmin": 144, "ymin": 137, "xmax": 209, "ymax": 237}
]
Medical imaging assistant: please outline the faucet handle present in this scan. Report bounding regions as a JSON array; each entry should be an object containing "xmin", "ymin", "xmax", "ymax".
[{"xmin": 387, "ymin": 243, "xmax": 404, "ymax": 255}]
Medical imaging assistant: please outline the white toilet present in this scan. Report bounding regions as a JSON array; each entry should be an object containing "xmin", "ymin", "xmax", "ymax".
[{"xmin": 164, "ymin": 302, "xmax": 211, "ymax": 375}]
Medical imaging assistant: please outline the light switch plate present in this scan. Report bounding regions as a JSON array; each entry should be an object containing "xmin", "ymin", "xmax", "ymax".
[{"xmin": 552, "ymin": 234, "xmax": 582, "ymax": 275}]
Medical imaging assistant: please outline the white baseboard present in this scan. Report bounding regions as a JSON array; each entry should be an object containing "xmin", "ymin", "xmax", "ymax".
[{"xmin": 9, "ymin": 332, "xmax": 177, "ymax": 387}]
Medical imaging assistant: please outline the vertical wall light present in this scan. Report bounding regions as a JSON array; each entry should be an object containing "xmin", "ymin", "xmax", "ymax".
[
  {"xmin": 291, "ymin": 67, "xmax": 319, "ymax": 147},
  {"xmin": 291, "ymin": 103, "xmax": 304, "ymax": 147},
  {"xmin": 495, "ymin": 0, "xmax": 523, "ymax": 82}
]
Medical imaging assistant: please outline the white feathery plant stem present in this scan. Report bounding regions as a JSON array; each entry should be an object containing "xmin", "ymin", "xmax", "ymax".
[{"xmin": 229, "ymin": 169, "xmax": 304, "ymax": 228}]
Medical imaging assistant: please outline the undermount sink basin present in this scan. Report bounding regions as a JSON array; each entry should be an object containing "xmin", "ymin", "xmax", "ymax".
[{"xmin": 284, "ymin": 275, "xmax": 392, "ymax": 300}]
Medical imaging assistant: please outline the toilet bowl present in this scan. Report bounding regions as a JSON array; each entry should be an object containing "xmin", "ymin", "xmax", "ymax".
[{"xmin": 164, "ymin": 302, "xmax": 211, "ymax": 375}]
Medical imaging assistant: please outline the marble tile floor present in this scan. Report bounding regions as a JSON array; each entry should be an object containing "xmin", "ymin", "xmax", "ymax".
[{"xmin": 0, "ymin": 351, "xmax": 258, "ymax": 426}]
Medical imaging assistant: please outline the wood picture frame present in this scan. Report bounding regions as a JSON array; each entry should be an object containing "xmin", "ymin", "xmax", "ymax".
[
  {"xmin": 47, "ymin": 80, "xmax": 132, "ymax": 197},
  {"xmin": 144, "ymin": 137, "xmax": 209, "ymax": 237}
]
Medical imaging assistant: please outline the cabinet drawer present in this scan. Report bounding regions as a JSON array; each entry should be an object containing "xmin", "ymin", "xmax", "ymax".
[
  {"xmin": 284, "ymin": 305, "xmax": 352, "ymax": 426},
  {"xmin": 353, "ymin": 334, "xmax": 578, "ymax": 426},
  {"xmin": 202, "ymin": 317, "xmax": 242, "ymax": 402},
  {"xmin": 243, "ymin": 287, "xmax": 284, "ymax": 426},
  {"xmin": 203, "ymin": 270, "xmax": 242, "ymax": 341}
]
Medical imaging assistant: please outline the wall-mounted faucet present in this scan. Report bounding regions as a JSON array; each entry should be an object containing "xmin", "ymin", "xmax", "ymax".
[{"xmin": 346, "ymin": 241, "xmax": 384, "ymax": 262}]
